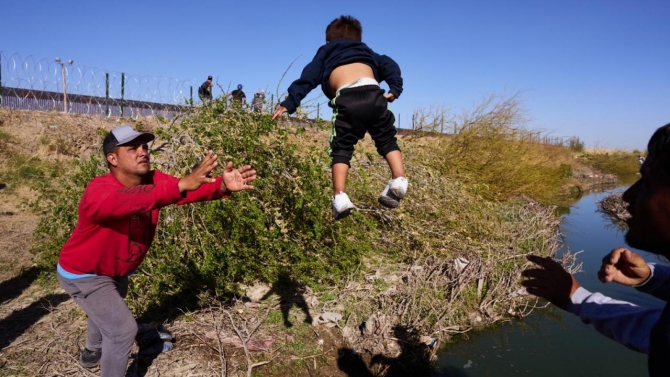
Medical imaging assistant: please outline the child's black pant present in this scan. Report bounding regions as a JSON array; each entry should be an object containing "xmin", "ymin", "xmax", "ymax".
[{"xmin": 328, "ymin": 85, "xmax": 400, "ymax": 167}]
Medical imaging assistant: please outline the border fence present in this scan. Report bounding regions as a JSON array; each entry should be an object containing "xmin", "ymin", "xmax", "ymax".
[
  {"xmin": 0, "ymin": 87, "xmax": 185, "ymax": 118},
  {"xmin": 0, "ymin": 52, "xmax": 203, "ymax": 118},
  {"xmin": 0, "ymin": 52, "xmax": 330, "ymax": 120}
]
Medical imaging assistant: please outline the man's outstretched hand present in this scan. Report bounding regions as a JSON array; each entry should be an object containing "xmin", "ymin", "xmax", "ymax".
[
  {"xmin": 222, "ymin": 162, "xmax": 256, "ymax": 193},
  {"xmin": 598, "ymin": 247, "xmax": 651, "ymax": 287},
  {"xmin": 179, "ymin": 150, "xmax": 219, "ymax": 193},
  {"xmin": 521, "ymin": 255, "xmax": 581, "ymax": 310}
]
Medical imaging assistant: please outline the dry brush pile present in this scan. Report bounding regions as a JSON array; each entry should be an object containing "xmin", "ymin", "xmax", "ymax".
[{"xmin": 597, "ymin": 191, "xmax": 630, "ymax": 233}]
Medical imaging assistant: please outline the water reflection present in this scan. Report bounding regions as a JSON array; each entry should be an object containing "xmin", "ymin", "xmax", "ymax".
[{"xmin": 437, "ymin": 186, "xmax": 664, "ymax": 376}]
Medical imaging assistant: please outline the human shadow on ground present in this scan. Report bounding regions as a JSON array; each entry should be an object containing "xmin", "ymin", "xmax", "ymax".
[
  {"xmin": 126, "ymin": 349, "xmax": 160, "ymax": 377},
  {"xmin": 129, "ymin": 269, "xmax": 311, "ymax": 374},
  {"xmin": 260, "ymin": 272, "xmax": 313, "ymax": 328},
  {"xmin": 0, "ymin": 266, "xmax": 40, "ymax": 305},
  {"xmin": 337, "ymin": 325, "xmax": 438, "ymax": 377},
  {"xmin": 134, "ymin": 257, "xmax": 220, "ymax": 325},
  {"xmin": 130, "ymin": 264, "xmax": 211, "ymax": 375},
  {"xmin": 337, "ymin": 348, "xmax": 374, "ymax": 377},
  {"xmin": 0, "ymin": 292, "xmax": 70, "ymax": 350}
]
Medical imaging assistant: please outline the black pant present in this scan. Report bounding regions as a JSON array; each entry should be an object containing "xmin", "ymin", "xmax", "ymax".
[{"xmin": 328, "ymin": 85, "xmax": 399, "ymax": 167}]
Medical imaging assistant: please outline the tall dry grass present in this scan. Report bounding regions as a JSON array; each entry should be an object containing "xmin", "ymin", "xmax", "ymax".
[{"xmin": 406, "ymin": 94, "xmax": 574, "ymax": 203}]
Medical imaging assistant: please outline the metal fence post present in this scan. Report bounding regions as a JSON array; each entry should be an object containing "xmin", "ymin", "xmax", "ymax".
[
  {"xmin": 190, "ymin": 86, "xmax": 193, "ymax": 106},
  {"xmin": 316, "ymin": 103, "xmax": 320, "ymax": 120},
  {"xmin": 105, "ymin": 73, "xmax": 110, "ymax": 116},
  {"xmin": 121, "ymin": 73, "xmax": 125, "ymax": 117},
  {"xmin": 61, "ymin": 63, "xmax": 68, "ymax": 113},
  {"xmin": 412, "ymin": 114, "xmax": 415, "ymax": 130}
]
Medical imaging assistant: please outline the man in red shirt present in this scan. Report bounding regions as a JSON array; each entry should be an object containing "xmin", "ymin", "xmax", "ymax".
[{"xmin": 56, "ymin": 125, "xmax": 256, "ymax": 377}]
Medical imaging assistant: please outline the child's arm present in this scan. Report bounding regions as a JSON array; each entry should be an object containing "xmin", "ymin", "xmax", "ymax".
[
  {"xmin": 375, "ymin": 54, "xmax": 403, "ymax": 100},
  {"xmin": 278, "ymin": 48, "xmax": 327, "ymax": 115}
]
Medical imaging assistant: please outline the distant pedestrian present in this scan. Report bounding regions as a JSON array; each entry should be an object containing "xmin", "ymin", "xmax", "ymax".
[
  {"xmin": 251, "ymin": 90, "xmax": 265, "ymax": 113},
  {"xmin": 638, "ymin": 155, "xmax": 646, "ymax": 165},
  {"xmin": 198, "ymin": 76, "xmax": 213, "ymax": 102},
  {"xmin": 229, "ymin": 84, "xmax": 246, "ymax": 105}
]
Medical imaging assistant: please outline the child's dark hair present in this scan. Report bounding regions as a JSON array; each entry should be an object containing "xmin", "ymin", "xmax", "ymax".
[{"xmin": 326, "ymin": 15, "xmax": 362, "ymax": 42}]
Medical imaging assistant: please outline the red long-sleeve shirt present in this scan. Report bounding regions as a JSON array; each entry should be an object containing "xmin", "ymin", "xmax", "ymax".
[{"xmin": 58, "ymin": 170, "xmax": 227, "ymax": 277}]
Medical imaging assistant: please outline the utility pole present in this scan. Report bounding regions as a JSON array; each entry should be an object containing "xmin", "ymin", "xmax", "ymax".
[{"xmin": 55, "ymin": 57, "xmax": 73, "ymax": 113}]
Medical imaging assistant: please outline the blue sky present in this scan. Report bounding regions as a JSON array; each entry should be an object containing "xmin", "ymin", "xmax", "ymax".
[{"xmin": 2, "ymin": 0, "xmax": 668, "ymax": 149}]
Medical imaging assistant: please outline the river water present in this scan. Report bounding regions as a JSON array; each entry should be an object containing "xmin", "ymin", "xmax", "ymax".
[{"xmin": 436, "ymin": 187, "xmax": 666, "ymax": 376}]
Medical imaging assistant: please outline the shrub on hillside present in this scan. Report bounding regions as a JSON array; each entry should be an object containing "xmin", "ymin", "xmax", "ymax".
[
  {"xmin": 31, "ymin": 102, "xmax": 377, "ymax": 313},
  {"xmin": 567, "ymin": 136, "xmax": 585, "ymax": 152}
]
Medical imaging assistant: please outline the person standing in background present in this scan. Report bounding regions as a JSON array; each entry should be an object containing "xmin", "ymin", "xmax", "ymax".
[
  {"xmin": 198, "ymin": 76, "xmax": 213, "ymax": 102},
  {"xmin": 229, "ymin": 84, "xmax": 247, "ymax": 105}
]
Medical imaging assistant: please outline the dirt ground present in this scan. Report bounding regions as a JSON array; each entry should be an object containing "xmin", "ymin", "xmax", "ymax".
[{"xmin": 0, "ymin": 109, "xmax": 377, "ymax": 377}]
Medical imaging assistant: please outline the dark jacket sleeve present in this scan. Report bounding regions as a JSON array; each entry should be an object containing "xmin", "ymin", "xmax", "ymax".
[
  {"xmin": 375, "ymin": 54, "xmax": 403, "ymax": 99},
  {"xmin": 280, "ymin": 48, "xmax": 326, "ymax": 114}
]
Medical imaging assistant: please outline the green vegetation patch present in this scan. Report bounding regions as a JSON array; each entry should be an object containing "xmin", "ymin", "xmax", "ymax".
[
  {"xmin": 0, "ymin": 154, "xmax": 65, "ymax": 193},
  {"xmin": 581, "ymin": 150, "xmax": 640, "ymax": 178},
  {"xmin": 31, "ymin": 103, "xmax": 378, "ymax": 314}
]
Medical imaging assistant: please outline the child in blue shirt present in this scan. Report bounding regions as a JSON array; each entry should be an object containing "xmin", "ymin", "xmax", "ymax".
[{"xmin": 272, "ymin": 15, "xmax": 408, "ymax": 220}]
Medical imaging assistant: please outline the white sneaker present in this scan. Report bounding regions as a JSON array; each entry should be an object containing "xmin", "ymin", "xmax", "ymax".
[
  {"xmin": 331, "ymin": 192, "xmax": 355, "ymax": 220},
  {"xmin": 378, "ymin": 177, "xmax": 408, "ymax": 209}
]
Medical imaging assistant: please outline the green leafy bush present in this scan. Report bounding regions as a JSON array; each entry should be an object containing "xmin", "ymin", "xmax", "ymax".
[{"xmin": 32, "ymin": 103, "xmax": 377, "ymax": 313}]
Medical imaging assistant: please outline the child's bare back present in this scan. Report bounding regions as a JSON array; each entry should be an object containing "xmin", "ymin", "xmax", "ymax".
[{"xmin": 329, "ymin": 63, "xmax": 375, "ymax": 96}]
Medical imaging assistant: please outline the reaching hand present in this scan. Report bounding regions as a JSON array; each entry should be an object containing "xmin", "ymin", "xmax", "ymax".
[
  {"xmin": 271, "ymin": 106, "xmax": 288, "ymax": 121},
  {"xmin": 384, "ymin": 93, "xmax": 396, "ymax": 103},
  {"xmin": 521, "ymin": 255, "xmax": 581, "ymax": 310},
  {"xmin": 598, "ymin": 247, "xmax": 651, "ymax": 286},
  {"xmin": 179, "ymin": 150, "xmax": 218, "ymax": 193},
  {"xmin": 222, "ymin": 162, "xmax": 256, "ymax": 193}
]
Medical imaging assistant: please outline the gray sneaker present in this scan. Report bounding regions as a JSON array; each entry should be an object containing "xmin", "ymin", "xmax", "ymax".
[
  {"xmin": 378, "ymin": 177, "xmax": 408, "ymax": 209},
  {"xmin": 79, "ymin": 348, "xmax": 101, "ymax": 368}
]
